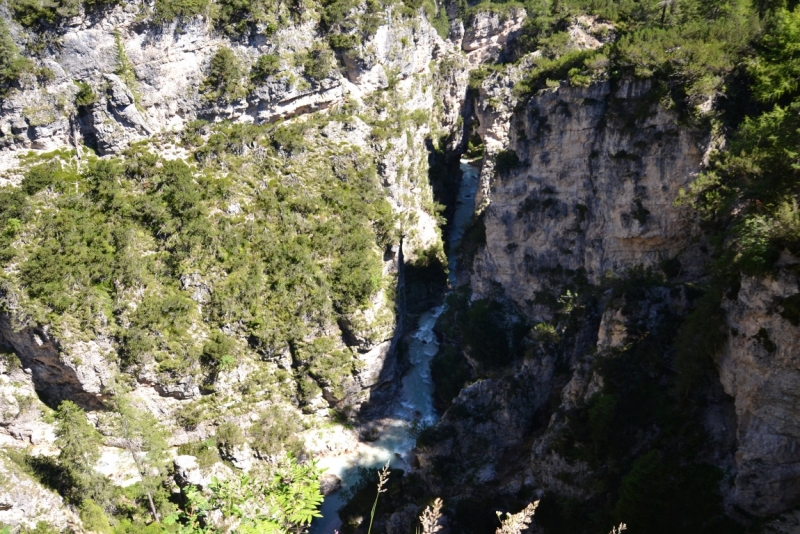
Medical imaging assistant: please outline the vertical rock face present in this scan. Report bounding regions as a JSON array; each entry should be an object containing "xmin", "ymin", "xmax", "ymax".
[
  {"xmin": 719, "ymin": 267, "xmax": 800, "ymax": 515},
  {"xmin": 461, "ymin": 8, "xmax": 527, "ymax": 65},
  {"xmin": 0, "ymin": 314, "xmax": 109, "ymax": 411},
  {"xmin": 471, "ymin": 79, "xmax": 709, "ymax": 317}
]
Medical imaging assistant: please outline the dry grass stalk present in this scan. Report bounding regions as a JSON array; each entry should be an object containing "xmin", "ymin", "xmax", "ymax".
[
  {"xmin": 367, "ymin": 461, "xmax": 391, "ymax": 534},
  {"xmin": 495, "ymin": 500, "xmax": 539, "ymax": 534},
  {"xmin": 610, "ymin": 524, "xmax": 627, "ymax": 534},
  {"xmin": 419, "ymin": 498, "xmax": 444, "ymax": 534}
]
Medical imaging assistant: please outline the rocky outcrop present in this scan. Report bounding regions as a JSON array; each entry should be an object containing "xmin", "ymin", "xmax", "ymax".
[
  {"xmin": 719, "ymin": 266, "xmax": 800, "ymax": 516},
  {"xmin": 0, "ymin": 4, "xmax": 467, "ymax": 163},
  {"xmin": 173, "ymin": 454, "xmax": 234, "ymax": 489},
  {"xmin": 461, "ymin": 7, "xmax": 526, "ymax": 65},
  {"xmin": 471, "ymin": 77, "xmax": 709, "ymax": 319},
  {"xmin": 416, "ymin": 356, "xmax": 555, "ymax": 493},
  {"xmin": 0, "ymin": 452, "xmax": 81, "ymax": 531},
  {"xmin": 0, "ymin": 354, "xmax": 57, "ymax": 452},
  {"xmin": 0, "ymin": 314, "xmax": 108, "ymax": 411}
]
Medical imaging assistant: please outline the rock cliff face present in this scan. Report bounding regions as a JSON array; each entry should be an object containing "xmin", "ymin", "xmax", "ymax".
[
  {"xmin": 719, "ymin": 266, "xmax": 800, "ymax": 516},
  {"xmin": 0, "ymin": 453, "xmax": 81, "ymax": 530},
  {"xmin": 412, "ymin": 22, "xmax": 800, "ymax": 526},
  {"xmin": 471, "ymin": 76, "xmax": 709, "ymax": 318}
]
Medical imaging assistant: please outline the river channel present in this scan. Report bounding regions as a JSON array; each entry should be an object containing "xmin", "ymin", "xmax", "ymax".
[{"xmin": 309, "ymin": 159, "xmax": 480, "ymax": 533}]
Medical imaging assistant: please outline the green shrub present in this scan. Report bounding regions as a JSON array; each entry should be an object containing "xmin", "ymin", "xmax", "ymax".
[
  {"xmin": 329, "ymin": 33, "xmax": 360, "ymax": 50},
  {"xmin": 79, "ymin": 499, "xmax": 112, "ymax": 534},
  {"xmin": 21, "ymin": 162, "xmax": 58, "ymax": 195},
  {"xmin": 8, "ymin": 0, "xmax": 77, "ymax": 27},
  {"xmin": 216, "ymin": 421, "xmax": 245, "ymax": 450},
  {"xmin": 74, "ymin": 80, "xmax": 97, "ymax": 107},
  {"xmin": 177, "ymin": 440, "xmax": 221, "ymax": 468},
  {"xmin": 248, "ymin": 406, "xmax": 303, "ymax": 457},
  {"xmin": 153, "ymin": 0, "xmax": 208, "ymax": 22},
  {"xmin": 213, "ymin": 0, "xmax": 279, "ymax": 37},
  {"xmin": 301, "ymin": 46, "xmax": 334, "ymax": 80},
  {"xmin": 298, "ymin": 336, "xmax": 357, "ymax": 399},
  {"xmin": 201, "ymin": 331, "xmax": 235, "ymax": 371},
  {"xmin": 320, "ymin": 0, "xmax": 359, "ymax": 30},
  {"xmin": 250, "ymin": 53, "xmax": 280, "ymax": 82},
  {"xmin": 201, "ymin": 46, "xmax": 247, "ymax": 102},
  {"xmin": 0, "ymin": 19, "xmax": 33, "ymax": 98}
]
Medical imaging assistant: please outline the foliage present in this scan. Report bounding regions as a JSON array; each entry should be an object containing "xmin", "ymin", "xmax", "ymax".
[
  {"xmin": 0, "ymin": 19, "xmax": 33, "ymax": 98},
  {"xmin": 114, "ymin": 395, "xmax": 171, "ymax": 522},
  {"xmin": 154, "ymin": 0, "xmax": 209, "ymax": 23},
  {"xmin": 299, "ymin": 45, "xmax": 334, "ymax": 81},
  {"xmin": 8, "ymin": 0, "xmax": 81, "ymax": 27},
  {"xmin": 250, "ymin": 54, "xmax": 281, "ymax": 82},
  {"xmin": 320, "ymin": 0, "xmax": 360, "ymax": 31},
  {"xmin": 247, "ymin": 406, "xmax": 304, "ymax": 457},
  {"xmin": 54, "ymin": 401, "xmax": 103, "ymax": 489},
  {"xmin": 178, "ymin": 440, "xmax": 222, "ymax": 469},
  {"xmin": 201, "ymin": 47, "xmax": 248, "ymax": 103},
  {"xmin": 166, "ymin": 457, "xmax": 323, "ymax": 533},
  {"xmin": 539, "ymin": 282, "xmax": 740, "ymax": 534},
  {"xmin": 114, "ymin": 30, "xmax": 137, "ymax": 92},
  {"xmin": 749, "ymin": 6, "xmax": 800, "ymax": 102},
  {"xmin": 212, "ymin": 0, "xmax": 282, "ymax": 37},
  {"xmin": 201, "ymin": 331, "xmax": 236, "ymax": 371},
  {"xmin": 79, "ymin": 499, "xmax": 113, "ymax": 534},
  {"xmin": 614, "ymin": 12, "xmax": 756, "ymax": 103},
  {"xmin": 509, "ymin": 0, "xmax": 759, "ymax": 107},
  {"xmin": 10, "ymin": 401, "xmax": 117, "ymax": 512},
  {"xmin": 679, "ymin": 6, "xmax": 800, "ymax": 280},
  {"xmin": 74, "ymin": 80, "xmax": 97, "ymax": 107}
]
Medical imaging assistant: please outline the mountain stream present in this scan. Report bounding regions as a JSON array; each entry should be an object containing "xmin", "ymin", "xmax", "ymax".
[{"xmin": 310, "ymin": 160, "xmax": 480, "ymax": 533}]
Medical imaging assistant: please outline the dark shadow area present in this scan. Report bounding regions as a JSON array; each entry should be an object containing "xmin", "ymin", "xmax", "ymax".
[{"xmin": 0, "ymin": 313, "xmax": 106, "ymax": 411}]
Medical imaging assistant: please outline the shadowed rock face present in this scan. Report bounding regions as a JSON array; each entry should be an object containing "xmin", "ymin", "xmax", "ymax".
[
  {"xmin": 719, "ymin": 267, "xmax": 800, "ymax": 515},
  {"xmin": 0, "ymin": 314, "xmax": 106, "ymax": 411}
]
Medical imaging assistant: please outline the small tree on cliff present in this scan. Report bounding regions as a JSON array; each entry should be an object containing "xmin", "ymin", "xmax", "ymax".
[
  {"xmin": 114, "ymin": 395, "xmax": 171, "ymax": 522},
  {"xmin": 54, "ymin": 400, "xmax": 114, "ymax": 508}
]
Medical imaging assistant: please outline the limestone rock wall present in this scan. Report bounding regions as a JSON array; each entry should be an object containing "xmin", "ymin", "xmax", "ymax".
[
  {"xmin": 719, "ymin": 266, "xmax": 800, "ymax": 516},
  {"xmin": 470, "ymin": 77, "xmax": 709, "ymax": 319},
  {"xmin": 0, "ymin": 452, "xmax": 81, "ymax": 531}
]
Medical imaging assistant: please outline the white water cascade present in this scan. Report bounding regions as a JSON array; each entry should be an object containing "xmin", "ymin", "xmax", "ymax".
[{"xmin": 309, "ymin": 160, "xmax": 480, "ymax": 533}]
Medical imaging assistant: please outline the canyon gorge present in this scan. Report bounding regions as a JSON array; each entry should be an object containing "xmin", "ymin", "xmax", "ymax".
[{"xmin": 1, "ymin": 0, "xmax": 800, "ymax": 533}]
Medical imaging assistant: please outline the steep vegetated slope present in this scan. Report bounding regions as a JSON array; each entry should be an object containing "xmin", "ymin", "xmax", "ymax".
[
  {"xmin": 1, "ymin": 0, "xmax": 800, "ymax": 532},
  {"xmin": 0, "ymin": 0, "xmax": 469, "ymax": 530}
]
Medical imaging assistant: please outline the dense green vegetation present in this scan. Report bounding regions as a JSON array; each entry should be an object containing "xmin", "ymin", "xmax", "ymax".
[
  {"xmin": 3, "ymin": 399, "xmax": 323, "ymax": 533},
  {"xmin": 1, "ymin": 117, "xmax": 394, "ymax": 393},
  {"xmin": 682, "ymin": 6, "xmax": 800, "ymax": 276},
  {"xmin": 463, "ymin": 0, "xmax": 758, "ymax": 112},
  {"xmin": 201, "ymin": 47, "xmax": 248, "ymax": 102}
]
